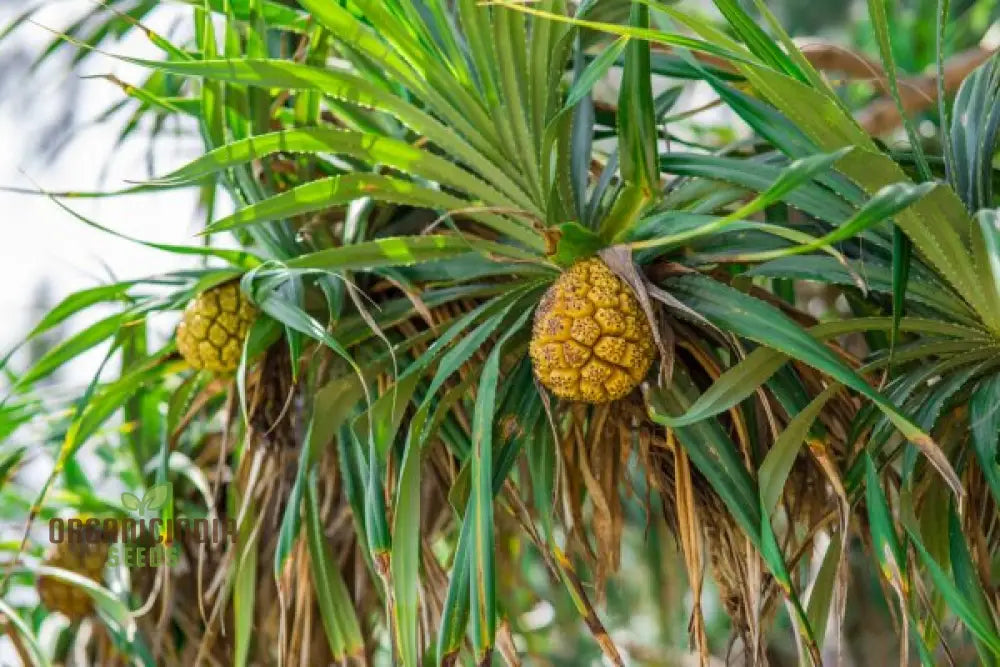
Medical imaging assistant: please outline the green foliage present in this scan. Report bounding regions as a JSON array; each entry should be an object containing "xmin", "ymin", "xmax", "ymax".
[{"xmin": 3, "ymin": 0, "xmax": 1000, "ymax": 664}]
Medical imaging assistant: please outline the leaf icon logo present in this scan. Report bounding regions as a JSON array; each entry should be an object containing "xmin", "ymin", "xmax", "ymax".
[
  {"xmin": 143, "ymin": 484, "xmax": 171, "ymax": 512},
  {"xmin": 121, "ymin": 492, "xmax": 141, "ymax": 512},
  {"xmin": 121, "ymin": 483, "xmax": 172, "ymax": 516}
]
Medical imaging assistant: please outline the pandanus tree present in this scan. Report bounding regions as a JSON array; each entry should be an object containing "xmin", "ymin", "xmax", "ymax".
[{"xmin": 2, "ymin": 0, "xmax": 1000, "ymax": 665}]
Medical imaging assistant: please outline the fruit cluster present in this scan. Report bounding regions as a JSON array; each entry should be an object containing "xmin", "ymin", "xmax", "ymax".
[
  {"xmin": 176, "ymin": 283, "xmax": 257, "ymax": 373},
  {"xmin": 530, "ymin": 259, "xmax": 655, "ymax": 403}
]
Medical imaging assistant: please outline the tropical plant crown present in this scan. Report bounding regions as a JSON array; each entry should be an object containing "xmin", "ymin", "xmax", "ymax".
[{"xmin": 2, "ymin": 0, "xmax": 1000, "ymax": 665}]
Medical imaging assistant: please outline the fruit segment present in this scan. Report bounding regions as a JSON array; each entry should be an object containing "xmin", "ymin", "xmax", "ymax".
[
  {"xmin": 37, "ymin": 540, "xmax": 108, "ymax": 621},
  {"xmin": 176, "ymin": 283, "xmax": 257, "ymax": 373},
  {"xmin": 530, "ymin": 259, "xmax": 655, "ymax": 403}
]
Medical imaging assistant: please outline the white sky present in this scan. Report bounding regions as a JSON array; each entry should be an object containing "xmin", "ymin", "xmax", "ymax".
[{"xmin": 0, "ymin": 1, "xmax": 225, "ymax": 384}]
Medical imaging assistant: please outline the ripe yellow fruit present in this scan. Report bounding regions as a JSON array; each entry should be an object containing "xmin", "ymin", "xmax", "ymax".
[
  {"xmin": 176, "ymin": 282, "xmax": 257, "ymax": 373},
  {"xmin": 37, "ymin": 540, "xmax": 108, "ymax": 621},
  {"xmin": 530, "ymin": 258, "xmax": 655, "ymax": 403}
]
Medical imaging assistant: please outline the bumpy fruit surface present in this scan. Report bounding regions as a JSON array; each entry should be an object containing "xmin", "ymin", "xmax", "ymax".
[
  {"xmin": 176, "ymin": 283, "xmax": 257, "ymax": 373},
  {"xmin": 530, "ymin": 258, "xmax": 655, "ymax": 403},
  {"xmin": 37, "ymin": 539, "xmax": 108, "ymax": 621}
]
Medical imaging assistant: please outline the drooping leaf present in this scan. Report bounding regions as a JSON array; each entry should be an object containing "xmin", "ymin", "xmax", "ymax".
[{"xmin": 663, "ymin": 275, "xmax": 962, "ymax": 495}]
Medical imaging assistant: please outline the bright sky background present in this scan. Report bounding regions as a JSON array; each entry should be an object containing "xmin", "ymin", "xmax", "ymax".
[{"xmin": 0, "ymin": 1, "xmax": 226, "ymax": 387}]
